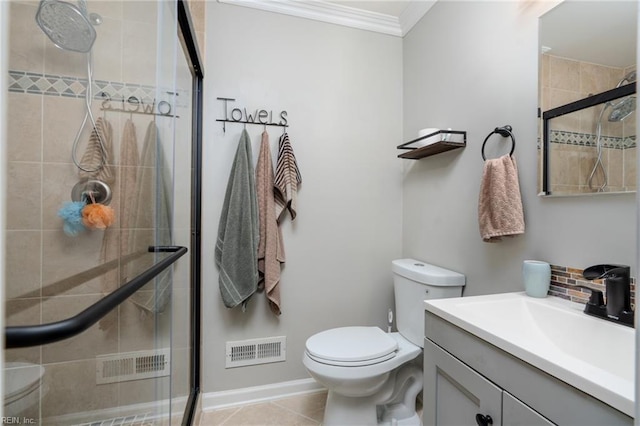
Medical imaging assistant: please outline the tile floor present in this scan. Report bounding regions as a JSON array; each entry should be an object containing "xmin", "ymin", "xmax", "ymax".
[
  {"xmin": 198, "ymin": 391, "xmax": 423, "ymax": 426},
  {"xmin": 199, "ymin": 391, "xmax": 328, "ymax": 426}
]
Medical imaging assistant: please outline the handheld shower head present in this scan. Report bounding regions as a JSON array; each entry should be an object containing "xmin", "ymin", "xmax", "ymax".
[
  {"xmin": 608, "ymin": 96, "xmax": 636, "ymax": 122},
  {"xmin": 35, "ymin": 0, "xmax": 107, "ymax": 174},
  {"xmin": 588, "ymin": 70, "xmax": 637, "ymax": 191},
  {"xmin": 36, "ymin": 0, "xmax": 96, "ymax": 53},
  {"xmin": 607, "ymin": 70, "xmax": 637, "ymax": 122},
  {"xmin": 616, "ymin": 70, "xmax": 637, "ymax": 88}
]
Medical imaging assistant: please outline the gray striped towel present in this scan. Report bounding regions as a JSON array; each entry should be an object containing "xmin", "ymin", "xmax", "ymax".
[
  {"xmin": 78, "ymin": 117, "xmax": 115, "ymax": 184},
  {"xmin": 274, "ymin": 133, "xmax": 301, "ymax": 221}
]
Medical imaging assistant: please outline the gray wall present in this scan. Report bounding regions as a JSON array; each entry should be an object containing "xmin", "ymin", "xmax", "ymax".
[
  {"xmin": 202, "ymin": 2, "xmax": 403, "ymax": 392},
  {"xmin": 402, "ymin": 0, "xmax": 635, "ymax": 296},
  {"xmin": 200, "ymin": 0, "xmax": 637, "ymax": 395}
]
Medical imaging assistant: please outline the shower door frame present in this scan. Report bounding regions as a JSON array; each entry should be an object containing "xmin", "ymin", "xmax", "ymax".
[
  {"xmin": 0, "ymin": 1, "xmax": 7, "ymax": 415},
  {"xmin": 176, "ymin": 1, "xmax": 204, "ymax": 424}
]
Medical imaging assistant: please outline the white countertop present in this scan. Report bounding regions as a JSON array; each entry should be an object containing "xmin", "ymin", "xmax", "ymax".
[{"xmin": 424, "ymin": 292, "xmax": 635, "ymax": 417}]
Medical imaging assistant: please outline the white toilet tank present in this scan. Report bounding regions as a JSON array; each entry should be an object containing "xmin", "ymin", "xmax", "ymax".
[{"xmin": 392, "ymin": 259, "xmax": 465, "ymax": 347}]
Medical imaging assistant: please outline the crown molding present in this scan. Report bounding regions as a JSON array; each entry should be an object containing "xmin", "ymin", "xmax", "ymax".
[
  {"xmin": 217, "ymin": 0, "xmax": 434, "ymax": 37},
  {"xmin": 399, "ymin": 1, "xmax": 436, "ymax": 36}
]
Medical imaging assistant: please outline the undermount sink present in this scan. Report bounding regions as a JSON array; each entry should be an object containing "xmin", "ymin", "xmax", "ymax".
[{"xmin": 425, "ymin": 292, "xmax": 635, "ymax": 417}]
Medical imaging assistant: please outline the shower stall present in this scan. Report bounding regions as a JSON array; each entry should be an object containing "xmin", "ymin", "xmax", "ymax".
[
  {"xmin": 1, "ymin": 0, "xmax": 203, "ymax": 424},
  {"xmin": 540, "ymin": 51, "xmax": 637, "ymax": 195}
]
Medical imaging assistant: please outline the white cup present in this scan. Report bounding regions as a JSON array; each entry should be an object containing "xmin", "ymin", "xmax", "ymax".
[
  {"xmin": 523, "ymin": 260, "xmax": 551, "ymax": 298},
  {"xmin": 414, "ymin": 128, "xmax": 440, "ymax": 147}
]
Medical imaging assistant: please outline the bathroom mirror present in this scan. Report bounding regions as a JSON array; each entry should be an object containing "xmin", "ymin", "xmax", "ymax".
[{"xmin": 539, "ymin": 1, "xmax": 637, "ymax": 196}]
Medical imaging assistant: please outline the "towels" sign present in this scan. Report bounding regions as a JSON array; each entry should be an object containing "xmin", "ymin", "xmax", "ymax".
[{"xmin": 216, "ymin": 97, "xmax": 288, "ymax": 132}]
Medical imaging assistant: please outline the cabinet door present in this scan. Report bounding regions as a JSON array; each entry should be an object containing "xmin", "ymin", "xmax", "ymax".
[
  {"xmin": 424, "ymin": 339, "xmax": 502, "ymax": 426},
  {"xmin": 503, "ymin": 391, "xmax": 555, "ymax": 426}
]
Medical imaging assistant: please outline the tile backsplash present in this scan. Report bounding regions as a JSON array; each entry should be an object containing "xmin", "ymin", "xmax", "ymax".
[{"xmin": 549, "ymin": 264, "xmax": 636, "ymax": 308}]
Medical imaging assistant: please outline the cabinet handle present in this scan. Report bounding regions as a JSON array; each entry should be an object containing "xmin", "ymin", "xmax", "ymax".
[{"xmin": 475, "ymin": 414, "xmax": 493, "ymax": 426}]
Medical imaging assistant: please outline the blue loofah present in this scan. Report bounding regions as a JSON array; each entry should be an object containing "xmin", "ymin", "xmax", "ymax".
[{"xmin": 57, "ymin": 201, "xmax": 87, "ymax": 237}]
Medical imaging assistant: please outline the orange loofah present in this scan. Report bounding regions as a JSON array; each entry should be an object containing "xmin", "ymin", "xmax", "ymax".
[{"xmin": 82, "ymin": 203, "xmax": 115, "ymax": 230}]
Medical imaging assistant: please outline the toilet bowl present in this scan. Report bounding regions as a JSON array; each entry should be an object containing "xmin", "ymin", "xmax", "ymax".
[
  {"xmin": 304, "ymin": 329, "xmax": 422, "ymax": 425},
  {"xmin": 303, "ymin": 259, "xmax": 465, "ymax": 426},
  {"xmin": 4, "ymin": 362, "xmax": 46, "ymax": 417},
  {"xmin": 304, "ymin": 328, "xmax": 420, "ymax": 395}
]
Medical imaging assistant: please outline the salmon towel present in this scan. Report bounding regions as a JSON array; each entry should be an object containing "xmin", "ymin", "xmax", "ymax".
[
  {"xmin": 256, "ymin": 132, "xmax": 285, "ymax": 315},
  {"xmin": 478, "ymin": 155, "xmax": 525, "ymax": 242}
]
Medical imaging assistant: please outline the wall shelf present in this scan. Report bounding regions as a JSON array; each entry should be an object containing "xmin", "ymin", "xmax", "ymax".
[{"xmin": 397, "ymin": 130, "xmax": 466, "ymax": 160}]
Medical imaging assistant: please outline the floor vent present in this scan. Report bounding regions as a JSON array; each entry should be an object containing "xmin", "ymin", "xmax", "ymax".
[
  {"xmin": 226, "ymin": 336, "xmax": 286, "ymax": 368},
  {"xmin": 96, "ymin": 349, "xmax": 171, "ymax": 384}
]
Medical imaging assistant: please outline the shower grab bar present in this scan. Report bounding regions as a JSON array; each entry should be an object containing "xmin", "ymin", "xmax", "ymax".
[{"xmin": 5, "ymin": 245, "xmax": 188, "ymax": 349}]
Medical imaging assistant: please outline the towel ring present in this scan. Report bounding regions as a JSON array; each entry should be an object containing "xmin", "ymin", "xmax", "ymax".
[{"xmin": 481, "ymin": 125, "xmax": 515, "ymax": 161}]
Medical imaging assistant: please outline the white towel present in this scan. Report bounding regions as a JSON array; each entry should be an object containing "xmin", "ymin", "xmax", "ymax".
[{"xmin": 478, "ymin": 155, "xmax": 525, "ymax": 242}]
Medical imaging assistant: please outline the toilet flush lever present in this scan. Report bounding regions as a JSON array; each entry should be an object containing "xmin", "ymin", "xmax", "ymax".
[{"xmin": 387, "ymin": 308, "xmax": 393, "ymax": 333}]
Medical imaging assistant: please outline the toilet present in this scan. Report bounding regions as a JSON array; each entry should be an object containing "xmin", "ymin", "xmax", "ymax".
[
  {"xmin": 303, "ymin": 259, "xmax": 465, "ymax": 426},
  {"xmin": 4, "ymin": 362, "xmax": 46, "ymax": 417}
]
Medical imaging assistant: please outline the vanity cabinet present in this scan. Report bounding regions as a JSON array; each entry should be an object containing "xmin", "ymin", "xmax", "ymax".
[
  {"xmin": 503, "ymin": 391, "xmax": 554, "ymax": 426},
  {"xmin": 424, "ymin": 338, "xmax": 503, "ymax": 425},
  {"xmin": 423, "ymin": 311, "xmax": 633, "ymax": 426},
  {"xmin": 424, "ymin": 338, "xmax": 553, "ymax": 426}
]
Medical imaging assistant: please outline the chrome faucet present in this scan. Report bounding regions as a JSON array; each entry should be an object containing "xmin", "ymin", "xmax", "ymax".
[{"xmin": 579, "ymin": 264, "xmax": 633, "ymax": 327}]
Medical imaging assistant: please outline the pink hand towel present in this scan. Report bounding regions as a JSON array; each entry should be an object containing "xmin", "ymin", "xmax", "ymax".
[{"xmin": 478, "ymin": 155, "xmax": 525, "ymax": 242}]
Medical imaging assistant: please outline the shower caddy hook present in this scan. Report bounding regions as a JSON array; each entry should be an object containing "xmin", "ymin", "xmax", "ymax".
[{"xmin": 481, "ymin": 125, "xmax": 516, "ymax": 160}]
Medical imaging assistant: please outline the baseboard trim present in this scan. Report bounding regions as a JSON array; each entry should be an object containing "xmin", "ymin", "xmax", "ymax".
[{"xmin": 202, "ymin": 378, "xmax": 325, "ymax": 411}]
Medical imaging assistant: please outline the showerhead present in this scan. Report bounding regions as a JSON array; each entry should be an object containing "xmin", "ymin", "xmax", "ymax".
[
  {"xmin": 608, "ymin": 96, "xmax": 636, "ymax": 122},
  {"xmin": 607, "ymin": 71, "xmax": 637, "ymax": 122},
  {"xmin": 36, "ymin": 0, "xmax": 96, "ymax": 53},
  {"xmin": 616, "ymin": 70, "xmax": 637, "ymax": 88},
  {"xmin": 590, "ymin": 70, "xmax": 637, "ymax": 191}
]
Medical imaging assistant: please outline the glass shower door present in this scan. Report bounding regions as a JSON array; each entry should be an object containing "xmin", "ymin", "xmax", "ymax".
[{"xmin": 2, "ymin": 0, "xmax": 198, "ymax": 424}]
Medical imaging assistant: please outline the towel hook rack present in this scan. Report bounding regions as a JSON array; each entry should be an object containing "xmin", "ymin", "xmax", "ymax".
[{"xmin": 481, "ymin": 125, "xmax": 515, "ymax": 161}]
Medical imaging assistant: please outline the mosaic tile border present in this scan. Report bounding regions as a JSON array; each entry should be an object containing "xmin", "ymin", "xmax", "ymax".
[
  {"xmin": 8, "ymin": 70, "xmax": 188, "ymax": 108},
  {"xmin": 549, "ymin": 129, "xmax": 636, "ymax": 149},
  {"xmin": 549, "ymin": 264, "xmax": 636, "ymax": 309}
]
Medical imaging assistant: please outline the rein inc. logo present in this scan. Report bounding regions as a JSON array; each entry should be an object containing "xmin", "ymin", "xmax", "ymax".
[{"xmin": 2, "ymin": 417, "xmax": 36, "ymax": 424}]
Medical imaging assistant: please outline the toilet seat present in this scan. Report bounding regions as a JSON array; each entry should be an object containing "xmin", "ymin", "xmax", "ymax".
[{"xmin": 305, "ymin": 327, "xmax": 398, "ymax": 367}]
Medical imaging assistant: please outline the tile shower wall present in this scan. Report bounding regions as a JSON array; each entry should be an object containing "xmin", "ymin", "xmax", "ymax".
[
  {"xmin": 540, "ymin": 53, "xmax": 637, "ymax": 193},
  {"xmin": 549, "ymin": 264, "xmax": 636, "ymax": 308},
  {"xmin": 4, "ymin": 0, "xmax": 205, "ymax": 422}
]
